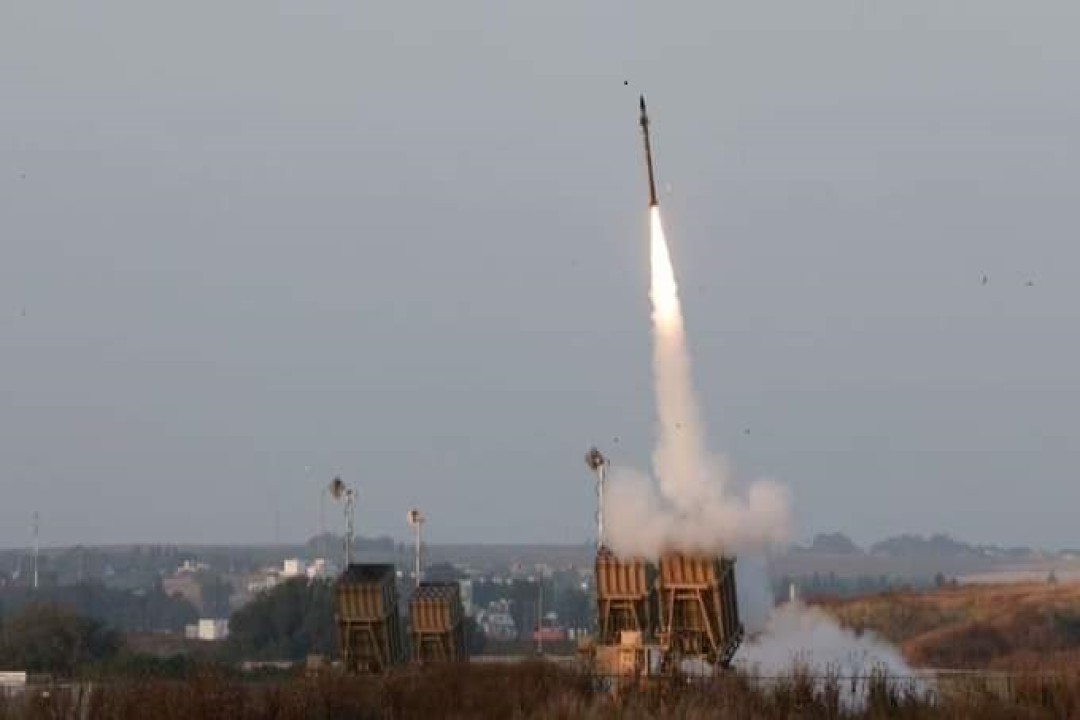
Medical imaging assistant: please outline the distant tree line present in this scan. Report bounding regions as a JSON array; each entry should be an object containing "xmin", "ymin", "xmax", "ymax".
[
  {"xmin": 0, "ymin": 603, "xmax": 121, "ymax": 675},
  {"xmin": 0, "ymin": 581, "xmax": 197, "ymax": 633},
  {"xmin": 0, "ymin": 601, "xmax": 230, "ymax": 679},
  {"xmin": 777, "ymin": 573, "xmax": 935, "ymax": 602}
]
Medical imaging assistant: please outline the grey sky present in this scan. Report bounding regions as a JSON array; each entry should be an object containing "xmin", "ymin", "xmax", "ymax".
[{"xmin": 2, "ymin": 1, "xmax": 1079, "ymax": 549}]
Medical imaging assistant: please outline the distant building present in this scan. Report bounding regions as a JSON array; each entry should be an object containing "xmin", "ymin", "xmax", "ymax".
[
  {"xmin": 175, "ymin": 559, "xmax": 210, "ymax": 575},
  {"xmin": 162, "ymin": 575, "xmax": 202, "ymax": 609},
  {"xmin": 246, "ymin": 575, "xmax": 279, "ymax": 595},
  {"xmin": 531, "ymin": 626, "xmax": 566, "ymax": 643},
  {"xmin": 185, "ymin": 618, "xmax": 229, "ymax": 641},
  {"xmin": 459, "ymin": 579, "xmax": 474, "ymax": 616},
  {"xmin": 306, "ymin": 558, "xmax": 335, "ymax": 580},
  {"xmin": 0, "ymin": 672, "xmax": 27, "ymax": 689},
  {"xmin": 480, "ymin": 612, "xmax": 516, "ymax": 641},
  {"xmin": 242, "ymin": 558, "xmax": 336, "ymax": 601},
  {"xmin": 476, "ymin": 600, "xmax": 516, "ymax": 641}
]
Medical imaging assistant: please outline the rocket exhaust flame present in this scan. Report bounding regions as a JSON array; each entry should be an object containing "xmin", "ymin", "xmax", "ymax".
[
  {"xmin": 649, "ymin": 206, "xmax": 711, "ymax": 514},
  {"xmin": 649, "ymin": 207, "xmax": 680, "ymax": 330},
  {"xmin": 603, "ymin": 103, "xmax": 790, "ymax": 560}
]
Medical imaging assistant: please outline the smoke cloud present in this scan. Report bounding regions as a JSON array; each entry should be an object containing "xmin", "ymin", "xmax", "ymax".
[
  {"xmin": 736, "ymin": 602, "xmax": 915, "ymax": 678},
  {"xmin": 733, "ymin": 559, "xmax": 925, "ymax": 708},
  {"xmin": 603, "ymin": 207, "xmax": 790, "ymax": 558},
  {"xmin": 736, "ymin": 602, "xmax": 927, "ymax": 709}
]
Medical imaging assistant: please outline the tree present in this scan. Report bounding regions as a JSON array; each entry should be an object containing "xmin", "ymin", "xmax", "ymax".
[
  {"xmin": 0, "ymin": 603, "xmax": 121, "ymax": 675},
  {"xmin": 226, "ymin": 579, "xmax": 335, "ymax": 661},
  {"xmin": 554, "ymin": 585, "xmax": 592, "ymax": 631},
  {"xmin": 463, "ymin": 616, "xmax": 486, "ymax": 655},
  {"xmin": 195, "ymin": 573, "xmax": 234, "ymax": 617}
]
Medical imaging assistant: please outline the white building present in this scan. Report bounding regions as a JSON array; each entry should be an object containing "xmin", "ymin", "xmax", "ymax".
[
  {"xmin": 176, "ymin": 559, "xmax": 210, "ymax": 575},
  {"xmin": 458, "ymin": 579, "xmax": 474, "ymax": 616},
  {"xmin": 186, "ymin": 618, "xmax": 229, "ymax": 641},
  {"xmin": 195, "ymin": 621, "xmax": 231, "ymax": 643},
  {"xmin": 306, "ymin": 558, "xmax": 336, "ymax": 579},
  {"xmin": 246, "ymin": 575, "xmax": 279, "ymax": 595}
]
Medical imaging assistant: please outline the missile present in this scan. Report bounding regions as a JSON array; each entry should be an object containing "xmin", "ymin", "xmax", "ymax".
[{"xmin": 639, "ymin": 95, "xmax": 659, "ymax": 207}]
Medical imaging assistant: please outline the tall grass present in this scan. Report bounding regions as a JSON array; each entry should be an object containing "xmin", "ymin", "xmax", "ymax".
[{"xmin": 3, "ymin": 662, "xmax": 1080, "ymax": 719}]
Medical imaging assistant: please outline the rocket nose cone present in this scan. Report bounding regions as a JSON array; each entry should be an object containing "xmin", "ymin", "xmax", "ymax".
[{"xmin": 639, "ymin": 95, "xmax": 646, "ymax": 111}]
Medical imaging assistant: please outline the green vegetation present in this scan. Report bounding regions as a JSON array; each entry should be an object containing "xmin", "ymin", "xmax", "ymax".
[
  {"xmin": 225, "ymin": 579, "xmax": 336, "ymax": 661},
  {"xmin": 0, "ymin": 582, "xmax": 197, "ymax": 634},
  {"xmin": 0, "ymin": 603, "xmax": 121, "ymax": 676},
  {"xmin": 193, "ymin": 572, "xmax": 233, "ymax": 618}
]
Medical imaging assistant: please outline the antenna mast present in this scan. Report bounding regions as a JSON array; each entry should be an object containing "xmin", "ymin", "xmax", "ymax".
[
  {"xmin": 310, "ymin": 466, "xmax": 328, "ymax": 560},
  {"xmin": 406, "ymin": 509, "xmax": 425, "ymax": 587},
  {"xmin": 32, "ymin": 511, "xmax": 39, "ymax": 590},
  {"xmin": 585, "ymin": 448, "xmax": 608, "ymax": 547},
  {"xmin": 328, "ymin": 477, "xmax": 356, "ymax": 568}
]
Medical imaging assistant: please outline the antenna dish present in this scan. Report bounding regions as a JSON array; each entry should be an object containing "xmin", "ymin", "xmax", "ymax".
[
  {"xmin": 585, "ymin": 447, "xmax": 606, "ymax": 472},
  {"xmin": 329, "ymin": 477, "xmax": 346, "ymax": 500},
  {"xmin": 406, "ymin": 509, "xmax": 424, "ymax": 527}
]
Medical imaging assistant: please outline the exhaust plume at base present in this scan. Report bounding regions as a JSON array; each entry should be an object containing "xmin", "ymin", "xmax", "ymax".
[
  {"xmin": 734, "ymin": 559, "xmax": 925, "ymax": 711},
  {"xmin": 604, "ymin": 206, "xmax": 790, "ymax": 559},
  {"xmin": 735, "ymin": 602, "xmax": 926, "ymax": 710}
]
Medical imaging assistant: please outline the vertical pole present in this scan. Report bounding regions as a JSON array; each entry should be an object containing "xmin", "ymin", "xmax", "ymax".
[
  {"xmin": 414, "ymin": 522, "xmax": 422, "ymax": 588},
  {"xmin": 344, "ymin": 491, "xmax": 354, "ymax": 568},
  {"xmin": 536, "ymin": 582, "xmax": 544, "ymax": 655},
  {"xmin": 32, "ymin": 511, "xmax": 39, "ymax": 590},
  {"xmin": 596, "ymin": 462, "xmax": 606, "ymax": 547},
  {"xmin": 320, "ymin": 488, "xmax": 327, "ymax": 559},
  {"xmin": 311, "ymin": 466, "xmax": 326, "ymax": 561}
]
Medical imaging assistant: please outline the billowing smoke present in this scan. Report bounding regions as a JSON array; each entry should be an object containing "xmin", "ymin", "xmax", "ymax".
[
  {"xmin": 736, "ymin": 601, "xmax": 926, "ymax": 709},
  {"xmin": 603, "ymin": 207, "xmax": 790, "ymax": 558},
  {"xmin": 736, "ymin": 602, "xmax": 915, "ymax": 679},
  {"xmin": 734, "ymin": 558, "xmax": 925, "ymax": 709}
]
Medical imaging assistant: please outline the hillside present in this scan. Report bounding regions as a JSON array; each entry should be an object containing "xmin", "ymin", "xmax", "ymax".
[{"xmin": 817, "ymin": 581, "xmax": 1080, "ymax": 669}]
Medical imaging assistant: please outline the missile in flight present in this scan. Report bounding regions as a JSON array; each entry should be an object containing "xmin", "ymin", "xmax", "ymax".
[{"xmin": 639, "ymin": 95, "xmax": 659, "ymax": 207}]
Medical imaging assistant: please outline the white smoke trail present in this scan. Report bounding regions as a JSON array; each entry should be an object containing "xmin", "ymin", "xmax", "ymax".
[
  {"xmin": 648, "ymin": 207, "xmax": 711, "ymax": 515},
  {"xmin": 604, "ymin": 206, "xmax": 790, "ymax": 558},
  {"xmin": 602, "ymin": 206, "xmax": 917, "ymax": 708}
]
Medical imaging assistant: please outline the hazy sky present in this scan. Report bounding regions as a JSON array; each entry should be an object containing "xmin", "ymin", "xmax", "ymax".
[{"xmin": 2, "ymin": 1, "xmax": 1080, "ymax": 549}]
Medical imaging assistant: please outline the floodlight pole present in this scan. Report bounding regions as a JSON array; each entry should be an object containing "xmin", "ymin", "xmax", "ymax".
[
  {"xmin": 413, "ymin": 518, "xmax": 423, "ymax": 588},
  {"xmin": 585, "ymin": 448, "xmax": 608, "ymax": 548},
  {"xmin": 596, "ymin": 461, "xmax": 606, "ymax": 547},
  {"xmin": 343, "ymin": 489, "xmax": 355, "ymax": 568}
]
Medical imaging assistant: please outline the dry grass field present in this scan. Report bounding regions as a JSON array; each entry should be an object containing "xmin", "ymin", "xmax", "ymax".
[
  {"xmin": 3, "ymin": 662, "xmax": 1080, "ymax": 719},
  {"xmin": 816, "ymin": 580, "xmax": 1080, "ymax": 669}
]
